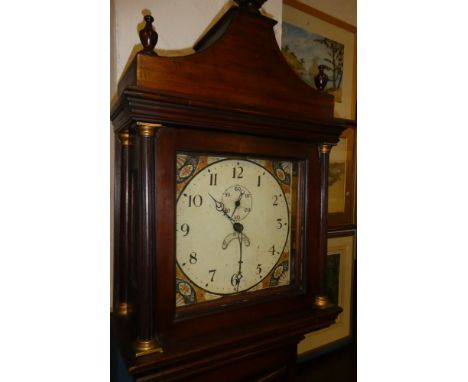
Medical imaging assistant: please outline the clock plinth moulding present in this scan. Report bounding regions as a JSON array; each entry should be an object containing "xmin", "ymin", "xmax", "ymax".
[{"xmin": 111, "ymin": 3, "xmax": 346, "ymax": 380}]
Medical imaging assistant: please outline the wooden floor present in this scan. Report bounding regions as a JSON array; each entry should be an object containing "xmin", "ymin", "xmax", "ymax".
[{"xmin": 295, "ymin": 343, "xmax": 356, "ymax": 382}]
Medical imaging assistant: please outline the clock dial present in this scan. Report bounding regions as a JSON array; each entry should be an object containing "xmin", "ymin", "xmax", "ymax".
[{"xmin": 176, "ymin": 155, "xmax": 296, "ymax": 305}]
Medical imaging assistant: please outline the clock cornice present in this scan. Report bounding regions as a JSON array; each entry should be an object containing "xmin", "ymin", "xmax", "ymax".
[{"xmin": 112, "ymin": 6, "xmax": 337, "ymax": 135}]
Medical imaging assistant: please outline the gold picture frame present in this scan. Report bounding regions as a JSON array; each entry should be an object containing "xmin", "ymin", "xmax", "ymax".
[
  {"xmin": 282, "ymin": 0, "xmax": 356, "ymax": 120},
  {"xmin": 328, "ymin": 120, "xmax": 356, "ymax": 229},
  {"xmin": 298, "ymin": 232, "xmax": 355, "ymax": 356}
]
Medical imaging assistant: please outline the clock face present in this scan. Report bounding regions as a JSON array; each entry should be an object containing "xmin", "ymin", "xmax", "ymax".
[{"xmin": 175, "ymin": 154, "xmax": 297, "ymax": 307}]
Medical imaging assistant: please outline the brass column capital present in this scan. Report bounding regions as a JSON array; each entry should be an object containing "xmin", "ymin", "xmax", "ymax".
[
  {"xmin": 136, "ymin": 122, "xmax": 162, "ymax": 137},
  {"xmin": 118, "ymin": 132, "xmax": 133, "ymax": 146},
  {"xmin": 320, "ymin": 143, "xmax": 334, "ymax": 155}
]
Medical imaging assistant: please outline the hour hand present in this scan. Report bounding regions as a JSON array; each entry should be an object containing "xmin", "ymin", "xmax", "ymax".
[
  {"xmin": 209, "ymin": 193, "xmax": 235, "ymax": 223},
  {"xmin": 208, "ymin": 193, "xmax": 225, "ymax": 212}
]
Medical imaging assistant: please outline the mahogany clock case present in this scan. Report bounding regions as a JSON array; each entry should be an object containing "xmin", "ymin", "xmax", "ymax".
[
  {"xmin": 111, "ymin": 3, "xmax": 346, "ymax": 379},
  {"xmin": 126, "ymin": 126, "xmax": 324, "ymax": 343}
]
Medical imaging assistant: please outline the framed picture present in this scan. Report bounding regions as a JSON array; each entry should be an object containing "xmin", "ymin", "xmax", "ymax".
[
  {"xmin": 281, "ymin": 0, "xmax": 356, "ymax": 120},
  {"xmin": 298, "ymin": 232, "xmax": 355, "ymax": 356},
  {"xmin": 328, "ymin": 120, "xmax": 356, "ymax": 230}
]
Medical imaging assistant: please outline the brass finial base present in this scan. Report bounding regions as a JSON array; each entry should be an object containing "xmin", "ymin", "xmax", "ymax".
[
  {"xmin": 134, "ymin": 339, "xmax": 163, "ymax": 357},
  {"xmin": 314, "ymin": 295, "xmax": 333, "ymax": 309}
]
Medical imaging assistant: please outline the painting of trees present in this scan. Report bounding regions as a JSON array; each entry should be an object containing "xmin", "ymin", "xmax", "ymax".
[
  {"xmin": 281, "ymin": 22, "xmax": 345, "ymax": 102},
  {"xmin": 281, "ymin": 44, "xmax": 306, "ymax": 77},
  {"xmin": 313, "ymin": 37, "xmax": 344, "ymax": 93}
]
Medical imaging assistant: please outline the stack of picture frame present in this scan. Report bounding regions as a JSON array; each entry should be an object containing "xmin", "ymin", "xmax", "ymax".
[{"xmin": 281, "ymin": 0, "xmax": 357, "ymax": 358}]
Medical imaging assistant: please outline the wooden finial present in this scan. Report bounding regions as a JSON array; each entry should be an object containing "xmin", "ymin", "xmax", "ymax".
[
  {"xmin": 139, "ymin": 15, "xmax": 158, "ymax": 55},
  {"xmin": 314, "ymin": 65, "xmax": 329, "ymax": 91},
  {"xmin": 234, "ymin": 0, "xmax": 267, "ymax": 14}
]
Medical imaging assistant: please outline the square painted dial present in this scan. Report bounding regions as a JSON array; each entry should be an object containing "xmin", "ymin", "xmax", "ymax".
[{"xmin": 175, "ymin": 154, "xmax": 297, "ymax": 307}]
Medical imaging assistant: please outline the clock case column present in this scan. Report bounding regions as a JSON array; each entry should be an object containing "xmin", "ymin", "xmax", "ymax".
[
  {"xmin": 133, "ymin": 122, "xmax": 163, "ymax": 356},
  {"xmin": 113, "ymin": 131, "xmax": 133, "ymax": 316},
  {"xmin": 315, "ymin": 143, "xmax": 336, "ymax": 309}
]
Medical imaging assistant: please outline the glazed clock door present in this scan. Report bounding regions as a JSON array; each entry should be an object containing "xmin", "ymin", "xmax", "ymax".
[
  {"xmin": 153, "ymin": 126, "xmax": 322, "ymax": 340},
  {"xmin": 176, "ymin": 155, "xmax": 296, "ymax": 307}
]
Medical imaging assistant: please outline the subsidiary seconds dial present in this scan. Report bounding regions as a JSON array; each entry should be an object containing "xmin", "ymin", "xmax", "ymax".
[{"xmin": 176, "ymin": 158, "xmax": 291, "ymax": 295}]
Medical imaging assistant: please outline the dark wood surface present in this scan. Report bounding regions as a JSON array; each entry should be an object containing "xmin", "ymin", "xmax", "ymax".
[
  {"xmin": 318, "ymin": 146, "xmax": 331, "ymax": 297},
  {"xmin": 113, "ymin": 135, "xmax": 122, "ymax": 312},
  {"xmin": 111, "ymin": 4, "xmax": 346, "ymax": 381},
  {"xmin": 152, "ymin": 127, "xmax": 326, "ymax": 342},
  {"xmin": 118, "ymin": 136, "xmax": 131, "ymax": 310},
  {"xmin": 136, "ymin": 129, "xmax": 156, "ymax": 343},
  {"xmin": 296, "ymin": 343, "xmax": 356, "ymax": 382},
  {"xmin": 112, "ymin": 305, "xmax": 340, "ymax": 381}
]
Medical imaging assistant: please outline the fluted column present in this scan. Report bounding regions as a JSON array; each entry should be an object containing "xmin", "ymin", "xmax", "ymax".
[
  {"xmin": 134, "ymin": 122, "xmax": 163, "ymax": 356},
  {"xmin": 315, "ymin": 143, "xmax": 334, "ymax": 309},
  {"xmin": 116, "ymin": 132, "xmax": 133, "ymax": 316}
]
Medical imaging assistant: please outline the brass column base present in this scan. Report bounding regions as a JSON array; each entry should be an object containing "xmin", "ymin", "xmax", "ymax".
[
  {"xmin": 314, "ymin": 295, "xmax": 333, "ymax": 309},
  {"xmin": 134, "ymin": 339, "xmax": 163, "ymax": 357}
]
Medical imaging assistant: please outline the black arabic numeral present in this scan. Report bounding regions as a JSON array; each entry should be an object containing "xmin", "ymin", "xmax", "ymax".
[
  {"xmin": 180, "ymin": 223, "xmax": 190, "ymax": 236},
  {"xmin": 208, "ymin": 269, "xmax": 216, "ymax": 282},
  {"xmin": 188, "ymin": 194, "xmax": 203, "ymax": 207},
  {"xmin": 269, "ymin": 245, "xmax": 276, "ymax": 256},
  {"xmin": 232, "ymin": 166, "xmax": 244, "ymax": 179},
  {"xmin": 272, "ymin": 195, "xmax": 278, "ymax": 206},
  {"xmin": 189, "ymin": 252, "xmax": 197, "ymax": 264},
  {"xmin": 276, "ymin": 218, "xmax": 283, "ymax": 229},
  {"xmin": 257, "ymin": 175, "xmax": 261, "ymax": 187},
  {"xmin": 231, "ymin": 272, "xmax": 242, "ymax": 287},
  {"xmin": 256, "ymin": 264, "xmax": 262, "ymax": 274}
]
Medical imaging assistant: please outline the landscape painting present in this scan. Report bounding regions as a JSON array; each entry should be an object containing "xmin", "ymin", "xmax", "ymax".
[
  {"xmin": 328, "ymin": 136, "xmax": 347, "ymax": 214},
  {"xmin": 281, "ymin": 21, "xmax": 344, "ymax": 102},
  {"xmin": 326, "ymin": 253, "xmax": 341, "ymax": 305}
]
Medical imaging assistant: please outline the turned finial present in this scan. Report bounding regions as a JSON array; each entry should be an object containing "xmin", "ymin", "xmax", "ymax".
[
  {"xmin": 314, "ymin": 65, "xmax": 329, "ymax": 91},
  {"xmin": 139, "ymin": 14, "xmax": 158, "ymax": 55},
  {"xmin": 234, "ymin": 0, "xmax": 268, "ymax": 14}
]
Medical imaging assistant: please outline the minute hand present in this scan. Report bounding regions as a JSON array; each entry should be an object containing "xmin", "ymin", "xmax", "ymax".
[{"xmin": 230, "ymin": 189, "xmax": 245, "ymax": 219}]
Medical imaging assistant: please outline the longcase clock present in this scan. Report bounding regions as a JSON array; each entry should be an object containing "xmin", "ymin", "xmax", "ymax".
[{"xmin": 111, "ymin": 2, "xmax": 346, "ymax": 381}]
